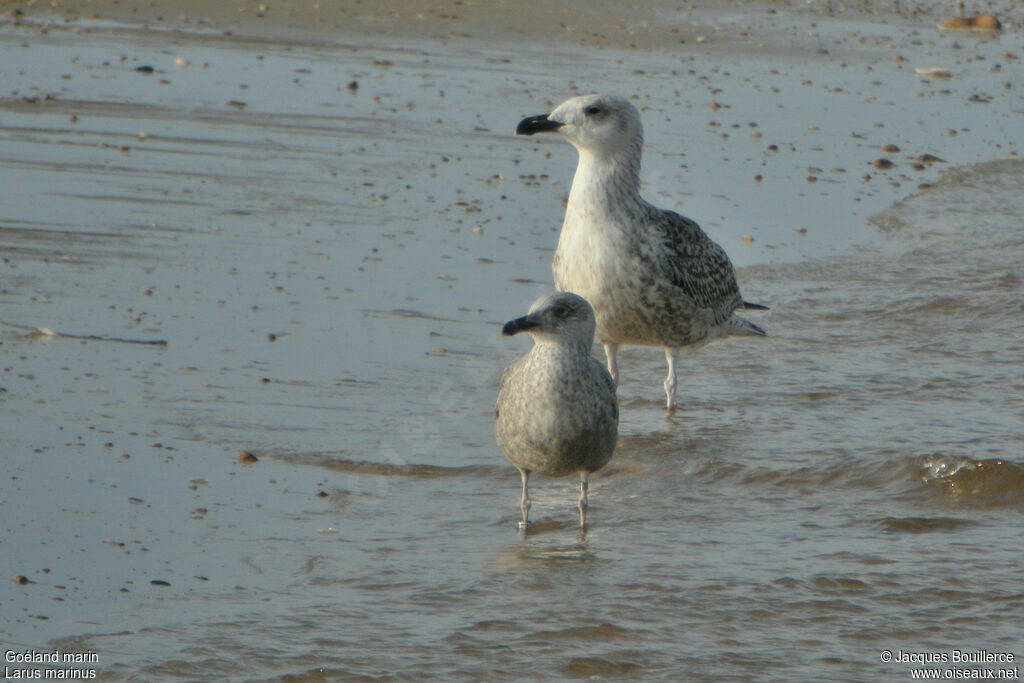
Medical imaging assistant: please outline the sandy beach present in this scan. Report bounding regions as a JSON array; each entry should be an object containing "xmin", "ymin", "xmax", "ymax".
[
  {"xmin": 10, "ymin": 0, "xmax": 1019, "ymax": 47},
  {"xmin": 9, "ymin": 0, "xmax": 755, "ymax": 45},
  {"xmin": 2, "ymin": 0, "xmax": 1022, "ymax": 679}
]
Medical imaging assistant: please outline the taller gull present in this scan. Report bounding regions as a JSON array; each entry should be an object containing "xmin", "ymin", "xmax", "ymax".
[
  {"xmin": 495, "ymin": 292, "xmax": 618, "ymax": 531},
  {"xmin": 516, "ymin": 93, "xmax": 767, "ymax": 412}
]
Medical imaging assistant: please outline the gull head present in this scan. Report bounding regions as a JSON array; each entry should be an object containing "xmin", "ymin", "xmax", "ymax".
[
  {"xmin": 502, "ymin": 292, "xmax": 597, "ymax": 345},
  {"xmin": 516, "ymin": 94, "xmax": 643, "ymax": 157}
]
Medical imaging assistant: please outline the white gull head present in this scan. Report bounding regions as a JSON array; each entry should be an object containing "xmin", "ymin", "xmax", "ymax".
[{"xmin": 516, "ymin": 94, "xmax": 643, "ymax": 160}]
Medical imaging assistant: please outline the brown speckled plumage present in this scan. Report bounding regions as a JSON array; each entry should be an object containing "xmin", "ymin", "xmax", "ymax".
[{"xmin": 495, "ymin": 292, "xmax": 618, "ymax": 531}]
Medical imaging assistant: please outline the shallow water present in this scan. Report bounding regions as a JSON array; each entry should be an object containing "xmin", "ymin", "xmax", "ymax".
[{"xmin": 1, "ymin": 6, "xmax": 1022, "ymax": 681}]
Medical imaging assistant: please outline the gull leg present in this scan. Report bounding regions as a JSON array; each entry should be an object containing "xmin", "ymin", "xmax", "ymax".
[
  {"xmin": 602, "ymin": 342, "xmax": 619, "ymax": 387},
  {"xmin": 518, "ymin": 468, "xmax": 531, "ymax": 531},
  {"xmin": 577, "ymin": 472, "xmax": 589, "ymax": 530},
  {"xmin": 664, "ymin": 347, "xmax": 679, "ymax": 413}
]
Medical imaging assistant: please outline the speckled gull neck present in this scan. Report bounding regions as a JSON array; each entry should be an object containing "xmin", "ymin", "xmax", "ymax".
[{"xmin": 516, "ymin": 93, "xmax": 767, "ymax": 412}]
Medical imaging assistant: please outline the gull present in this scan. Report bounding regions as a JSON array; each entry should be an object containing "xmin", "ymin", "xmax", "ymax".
[
  {"xmin": 516, "ymin": 94, "xmax": 767, "ymax": 412},
  {"xmin": 495, "ymin": 292, "xmax": 618, "ymax": 531}
]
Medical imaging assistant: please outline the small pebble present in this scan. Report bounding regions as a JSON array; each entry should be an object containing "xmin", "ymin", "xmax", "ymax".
[
  {"xmin": 872, "ymin": 158, "xmax": 895, "ymax": 169},
  {"xmin": 915, "ymin": 67, "xmax": 952, "ymax": 78},
  {"xmin": 939, "ymin": 14, "xmax": 1001, "ymax": 30},
  {"xmin": 237, "ymin": 451, "xmax": 258, "ymax": 463}
]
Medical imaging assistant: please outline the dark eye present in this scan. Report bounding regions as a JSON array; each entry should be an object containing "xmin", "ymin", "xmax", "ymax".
[
  {"xmin": 584, "ymin": 105, "xmax": 602, "ymax": 116},
  {"xmin": 553, "ymin": 305, "xmax": 570, "ymax": 319}
]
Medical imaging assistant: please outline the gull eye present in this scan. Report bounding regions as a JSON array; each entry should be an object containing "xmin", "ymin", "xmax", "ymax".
[
  {"xmin": 584, "ymin": 105, "xmax": 602, "ymax": 116},
  {"xmin": 553, "ymin": 305, "xmax": 570, "ymax": 319}
]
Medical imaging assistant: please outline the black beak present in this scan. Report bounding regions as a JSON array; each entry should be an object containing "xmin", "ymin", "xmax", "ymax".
[
  {"xmin": 515, "ymin": 113, "xmax": 564, "ymax": 136},
  {"xmin": 502, "ymin": 316, "xmax": 540, "ymax": 336}
]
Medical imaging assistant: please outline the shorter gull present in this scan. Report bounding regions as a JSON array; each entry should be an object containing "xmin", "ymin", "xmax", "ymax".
[
  {"xmin": 495, "ymin": 292, "xmax": 618, "ymax": 531},
  {"xmin": 516, "ymin": 94, "xmax": 768, "ymax": 412}
]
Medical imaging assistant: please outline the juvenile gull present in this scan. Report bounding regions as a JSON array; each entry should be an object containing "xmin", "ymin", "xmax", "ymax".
[
  {"xmin": 516, "ymin": 94, "xmax": 767, "ymax": 412},
  {"xmin": 495, "ymin": 292, "xmax": 618, "ymax": 531}
]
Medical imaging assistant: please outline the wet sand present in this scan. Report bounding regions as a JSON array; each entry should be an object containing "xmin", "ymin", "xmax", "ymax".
[
  {"xmin": 11, "ymin": 0, "xmax": 1023, "ymax": 50},
  {"xmin": 5, "ymin": 0, "xmax": 919, "ymax": 47},
  {"xmin": 1, "ymin": 0, "xmax": 1022, "ymax": 679}
]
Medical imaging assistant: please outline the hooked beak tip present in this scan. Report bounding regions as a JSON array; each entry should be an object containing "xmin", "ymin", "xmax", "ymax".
[
  {"xmin": 502, "ymin": 317, "xmax": 538, "ymax": 336},
  {"xmin": 515, "ymin": 113, "xmax": 563, "ymax": 136}
]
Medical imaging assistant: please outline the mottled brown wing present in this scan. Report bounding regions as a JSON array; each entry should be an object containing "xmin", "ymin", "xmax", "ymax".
[
  {"xmin": 590, "ymin": 358, "xmax": 619, "ymax": 421},
  {"xmin": 648, "ymin": 208, "xmax": 744, "ymax": 326}
]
